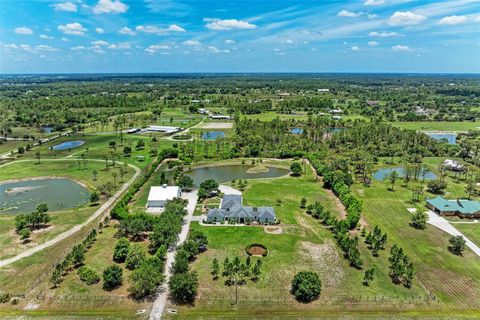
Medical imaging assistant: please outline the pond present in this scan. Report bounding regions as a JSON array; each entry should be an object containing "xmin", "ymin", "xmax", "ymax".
[
  {"xmin": 373, "ymin": 167, "xmax": 437, "ymax": 181},
  {"xmin": 290, "ymin": 128, "xmax": 304, "ymax": 134},
  {"xmin": 0, "ymin": 178, "xmax": 90, "ymax": 214},
  {"xmin": 50, "ymin": 140, "xmax": 85, "ymax": 151},
  {"xmin": 202, "ymin": 131, "xmax": 225, "ymax": 141},
  {"xmin": 186, "ymin": 165, "xmax": 290, "ymax": 186},
  {"xmin": 426, "ymin": 133, "xmax": 457, "ymax": 145}
]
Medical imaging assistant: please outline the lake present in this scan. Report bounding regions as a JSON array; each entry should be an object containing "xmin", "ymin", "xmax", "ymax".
[
  {"xmin": 185, "ymin": 165, "xmax": 290, "ymax": 186},
  {"xmin": 202, "ymin": 131, "xmax": 225, "ymax": 140},
  {"xmin": 426, "ymin": 133, "xmax": 457, "ymax": 145},
  {"xmin": 50, "ymin": 140, "xmax": 85, "ymax": 150},
  {"xmin": 373, "ymin": 167, "xmax": 437, "ymax": 181},
  {"xmin": 0, "ymin": 178, "xmax": 90, "ymax": 214}
]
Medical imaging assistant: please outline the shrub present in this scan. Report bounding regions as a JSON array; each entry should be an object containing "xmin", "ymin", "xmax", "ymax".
[
  {"xmin": 113, "ymin": 237, "xmax": 131, "ymax": 263},
  {"xmin": 103, "ymin": 265, "xmax": 123, "ymax": 290},
  {"xmin": 0, "ymin": 292, "xmax": 10, "ymax": 304},
  {"xmin": 78, "ymin": 266, "xmax": 100, "ymax": 285},
  {"xmin": 291, "ymin": 271, "xmax": 322, "ymax": 302},
  {"xmin": 169, "ymin": 271, "xmax": 198, "ymax": 304},
  {"xmin": 125, "ymin": 244, "xmax": 146, "ymax": 270}
]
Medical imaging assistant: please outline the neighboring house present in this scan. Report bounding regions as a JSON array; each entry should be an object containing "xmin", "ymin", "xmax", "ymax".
[
  {"xmin": 143, "ymin": 125, "xmax": 181, "ymax": 134},
  {"xmin": 329, "ymin": 109, "xmax": 343, "ymax": 114},
  {"xmin": 206, "ymin": 194, "xmax": 276, "ymax": 224},
  {"xmin": 209, "ymin": 114, "xmax": 231, "ymax": 120},
  {"xmin": 442, "ymin": 159, "xmax": 464, "ymax": 172},
  {"xmin": 426, "ymin": 196, "xmax": 480, "ymax": 218},
  {"xmin": 147, "ymin": 185, "xmax": 181, "ymax": 208}
]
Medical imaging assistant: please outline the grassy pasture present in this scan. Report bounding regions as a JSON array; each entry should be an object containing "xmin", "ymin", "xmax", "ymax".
[{"xmin": 391, "ymin": 121, "xmax": 480, "ymax": 132}]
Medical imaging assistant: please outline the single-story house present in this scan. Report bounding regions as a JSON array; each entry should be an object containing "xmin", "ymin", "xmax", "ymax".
[
  {"xmin": 442, "ymin": 159, "xmax": 464, "ymax": 172},
  {"xmin": 206, "ymin": 194, "xmax": 276, "ymax": 224},
  {"xmin": 426, "ymin": 196, "xmax": 480, "ymax": 218},
  {"xmin": 209, "ymin": 114, "xmax": 231, "ymax": 120},
  {"xmin": 329, "ymin": 109, "xmax": 343, "ymax": 114},
  {"xmin": 147, "ymin": 185, "xmax": 181, "ymax": 208},
  {"xmin": 125, "ymin": 128, "xmax": 141, "ymax": 134}
]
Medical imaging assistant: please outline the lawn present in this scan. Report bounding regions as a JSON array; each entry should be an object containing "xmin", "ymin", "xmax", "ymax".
[
  {"xmin": 454, "ymin": 223, "xmax": 480, "ymax": 247},
  {"xmin": 391, "ymin": 121, "xmax": 480, "ymax": 132},
  {"xmin": 242, "ymin": 111, "xmax": 310, "ymax": 122}
]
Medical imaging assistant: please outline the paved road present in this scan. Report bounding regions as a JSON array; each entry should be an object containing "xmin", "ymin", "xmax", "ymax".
[
  {"xmin": 0, "ymin": 159, "xmax": 141, "ymax": 268},
  {"xmin": 427, "ymin": 210, "xmax": 480, "ymax": 258},
  {"xmin": 149, "ymin": 189, "xmax": 198, "ymax": 320}
]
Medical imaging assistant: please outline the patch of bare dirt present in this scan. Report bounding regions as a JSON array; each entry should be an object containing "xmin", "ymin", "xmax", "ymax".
[
  {"xmin": 299, "ymin": 241, "xmax": 344, "ymax": 288},
  {"xmin": 264, "ymin": 226, "xmax": 282, "ymax": 234},
  {"xmin": 324, "ymin": 188, "xmax": 348, "ymax": 220},
  {"xmin": 248, "ymin": 245, "xmax": 267, "ymax": 256}
]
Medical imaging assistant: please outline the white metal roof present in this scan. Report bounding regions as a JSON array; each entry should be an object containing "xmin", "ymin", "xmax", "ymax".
[{"xmin": 147, "ymin": 185, "xmax": 181, "ymax": 202}]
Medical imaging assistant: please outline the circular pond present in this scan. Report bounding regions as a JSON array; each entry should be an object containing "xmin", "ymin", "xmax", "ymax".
[
  {"xmin": 373, "ymin": 167, "xmax": 437, "ymax": 181},
  {"xmin": 246, "ymin": 243, "xmax": 268, "ymax": 257},
  {"xmin": 185, "ymin": 165, "xmax": 290, "ymax": 187},
  {"xmin": 0, "ymin": 178, "xmax": 90, "ymax": 214},
  {"xmin": 50, "ymin": 140, "xmax": 85, "ymax": 151},
  {"xmin": 202, "ymin": 131, "xmax": 225, "ymax": 141}
]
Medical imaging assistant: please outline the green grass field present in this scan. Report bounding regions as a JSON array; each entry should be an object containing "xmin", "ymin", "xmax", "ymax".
[
  {"xmin": 454, "ymin": 223, "xmax": 480, "ymax": 247},
  {"xmin": 391, "ymin": 121, "xmax": 480, "ymax": 132}
]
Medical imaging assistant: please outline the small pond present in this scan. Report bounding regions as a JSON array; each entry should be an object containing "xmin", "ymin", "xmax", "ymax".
[
  {"xmin": 0, "ymin": 178, "xmax": 90, "ymax": 214},
  {"xmin": 202, "ymin": 131, "xmax": 225, "ymax": 141},
  {"xmin": 373, "ymin": 167, "xmax": 437, "ymax": 181},
  {"xmin": 186, "ymin": 165, "xmax": 290, "ymax": 187},
  {"xmin": 290, "ymin": 128, "xmax": 304, "ymax": 134},
  {"xmin": 426, "ymin": 133, "xmax": 457, "ymax": 145},
  {"xmin": 50, "ymin": 140, "xmax": 85, "ymax": 151}
]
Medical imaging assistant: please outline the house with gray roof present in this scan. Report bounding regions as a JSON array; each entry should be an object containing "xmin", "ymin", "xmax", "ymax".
[{"xmin": 206, "ymin": 194, "xmax": 276, "ymax": 224}]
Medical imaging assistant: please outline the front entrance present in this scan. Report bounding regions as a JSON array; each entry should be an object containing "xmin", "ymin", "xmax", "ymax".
[{"xmin": 239, "ymin": 218, "xmax": 245, "ymax": 223}]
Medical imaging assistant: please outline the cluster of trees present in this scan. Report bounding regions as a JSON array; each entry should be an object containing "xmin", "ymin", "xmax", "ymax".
[
  {"xmin": 15, "ymin": 203, "xmax": 50, "ymax": 241},
  {"xmin": 197, "ymin": 179, "xmax": 219, "ymax": 200},
  {"xmin": 411, "ymin": 209, "xmax": 428, "ymax": 230},
  {"xmin": 212, "ymin": 256, "xmax": 263, "ymax": 285},
  {"xmin": 364, "ymin": 226, "xmax": 388, "ymax": 257},
  {"xmin": 388, "ymin": 245, "xmax": 415, "ymax": 288},
  {"xmin": 168, "ymin": 230, "xmax": 208, "ymax": 304},
  {"xmin": 50, "ymin": 229, "xmax": 97, "ymax": 287},
  {"xmin": 448, "ymin": 235, "xmax": 466, "ymax": 256}
]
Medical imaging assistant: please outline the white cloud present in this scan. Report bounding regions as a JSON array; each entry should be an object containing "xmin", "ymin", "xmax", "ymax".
[
  {"xmin": 438, "ymin": 15, "xmax": 467, "ymax": 25},
  {"xmin": 20, "ymin": 44, "xmax": 33, "ymax": 51},
  {"xmin": 93, "ymin": 0, "xmax": 128, "ymax": 14},
  {"xmin": 368, "ymin": 13, "xmax": 378, "ymax": 19},
  {"xmin": 91, "ymin": 40, "xmax": 109, "ymax": 46},
  {"xmin": 145, "ymin": 44, "xmax": 172, "ymax": 54},
  {"xmin": 369, "ymin": 31, "xmax": 401, "ymax": 37},
  {"xmin": 475, "ymin": 16, "xmax": 480, "ymax": 22},
  {"xmin": 389, "ymin": 11, "xmax": 426, "ymax": 26},
  {"xmin": 61, "ymin": 37, "xmax": 70, "ymax": 42},
  {"xmin": 15, "ymin": 27, "xmax": 33, "ymax": 35},
  {"xmin": 95, "ymin": 27, "xmax": 105, "ymax": 34},
  {"xmin": 337, "ymin": 10, "xmax": 361, "ymax": 18},
  {"xmin": 205, "ymin": 18, "xmax": 257, "ymax": 30},
  {"xmin": 136, "ymin": 24, "xmax": 185, "ymax": 35},
  {"xmin": 224, "ymin": 39, "xmax": 235, "ymax": 44},
  {"xmin": 166, "ymin": 24, "xmax": 186, "ymax": 32},
  {"xmin": 107, "ymin": 42, "xmax": 131, "ymax": 50},
  {"xmin": 2, "ymin": 44, "xmax": 18, "ymax": 49},
  {"xmin": 36, "ymin": 45, "xmax": 57, "ymax": 51},
  {"xmin": 58, "ymin": 22, "xmax": 87, "ymax": 36},
  {"xmin": 364, "ymin": 0, "xmax": 384, "ymax": 5},
  {"xmin": 52, "ymin": 2, "xmax": 77, "ymax": 12},
  {"xmin": 392, "ymin": 44, "xmax": 411, "ymax": 51},
  {"xmin": 70, "ymin": 46, "xmax": 86, "ymax": 50},
  {"xmin": 40, "ymin": 34, "xmax": 53, "ymax": 40},
  {"xmin": 183, "ymin": 40, "xmax": 201, "ymax": 46},
  {"xmin": 281, "ymin": 39, "xmax": 294, "ymax": 44},
  {"xmin": 119, "ymin": 26, "xmax": 136, "ymax": 35},
  {"xmin": 351, "ymin": 46, "xmax": 361, "ymax": 51},
  {"xmin": 368, "ymin": 41, "xmax": 379, "ymax": 46}
]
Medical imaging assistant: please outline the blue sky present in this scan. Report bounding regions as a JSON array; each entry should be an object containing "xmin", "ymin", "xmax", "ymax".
[{"xmin": 1, "ymin": 0, "xmax": 479, "ymax": 73}]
